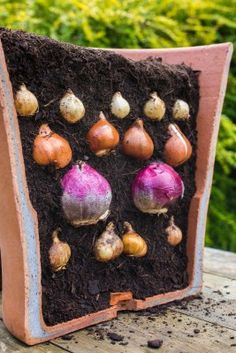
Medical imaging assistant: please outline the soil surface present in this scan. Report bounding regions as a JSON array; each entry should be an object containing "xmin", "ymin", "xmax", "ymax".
[{"xmin": 0, "ymin": 28, "xmax": 199, "ymax": 325}]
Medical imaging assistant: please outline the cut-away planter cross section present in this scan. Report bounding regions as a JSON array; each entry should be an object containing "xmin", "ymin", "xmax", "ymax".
[{"xmin": 0, "ymin": 38, "xmax": 233, "ymax": 345}]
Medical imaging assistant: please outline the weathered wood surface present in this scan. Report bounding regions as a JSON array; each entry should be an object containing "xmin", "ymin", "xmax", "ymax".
[
  {"xmin": 173, "ymin": 272, "xmax": 236, "ymax": 330},
  {"xmin": 54, "ymin": 310, "xmax": 236, "ymax": 353},
  {"xmin": 0, "ymin": 247, "xmax": 235, "ymax": 352},
  {"xmin": 0, "ymin": 320, "xmax": 66, "ymax": 353},
  {"xmin": 204, "ymin": 247, "xmax": 236, "ymax": 279}
]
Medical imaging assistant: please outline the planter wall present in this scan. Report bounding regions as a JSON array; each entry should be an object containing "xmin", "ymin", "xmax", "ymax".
[{"xmin": 0, "ymin": 41, "xmax": 233, "ymax": 345}]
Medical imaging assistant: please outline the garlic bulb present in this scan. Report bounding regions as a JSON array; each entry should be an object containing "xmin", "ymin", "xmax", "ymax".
[
  {"xmin": 166, "ymin": 217, "xmax": 182, "ymax": 246},
  {"xmin": 94, "ymin": 222, "xmax": 123, "ymax": 262},
  {"xmin": 49, "ymin": 229, "xmax": 71, "ymax": 272},
  {"xmin": 144, "ymin": 92, "xmax": 165, "ymax": 121},
  {"xmin": 14, "ymin": 84, "xmax": 38, "ymax": 116},
  {"xmin": 122, "ymin": 222, "xmax": 147, "ymax": 257},
  {"xmin": 60, "ymin": 89, "xmax": 85, "ymax": 123},
  {"xmin": 173, "ymin": 99, "xmax": 190, "ymax": 120},
  {"xmin": 111, "ymin": 91, "xmax": 130, "ymax": 119}
]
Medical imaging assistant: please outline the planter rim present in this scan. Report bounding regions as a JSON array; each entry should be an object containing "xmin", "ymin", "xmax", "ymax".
[{"xmin": 97, "ymin": 42, "xmax": 233, "ymax": 52}]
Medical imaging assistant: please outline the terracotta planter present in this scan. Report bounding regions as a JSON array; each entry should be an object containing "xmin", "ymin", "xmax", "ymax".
[{"xmin": 0, "ymin": 41, "xmax": 232, "ymax": 345}]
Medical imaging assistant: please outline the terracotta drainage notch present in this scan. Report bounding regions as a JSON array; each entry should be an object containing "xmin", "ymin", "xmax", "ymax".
[{"xmin": 110, "ymin": 291, "xmax": 134, "ymax": 309}]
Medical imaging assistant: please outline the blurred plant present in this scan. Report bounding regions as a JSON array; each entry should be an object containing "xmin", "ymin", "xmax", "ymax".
[
  {"xmin": 207, "ymin": 116, "xmax": 236, "ymax": 251},
  {"xmin": 0, "ymin": 0, "xmax": 235, "ymax": 250}
]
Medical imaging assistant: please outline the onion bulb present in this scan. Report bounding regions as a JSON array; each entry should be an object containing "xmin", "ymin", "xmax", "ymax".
[
  {"xmin": 60, "ymin": 89, "xmax": 85, "ymax": 123},
  {"xmin": 61, "ymin": 161, "xmax": 112, "ymax": 227},
  {"xmin": 166, "ymin": 217, "xmax": 182, "ymax": 246},
  {"xmin": 132, "ymin": 162, "xmax": 184, "ymax": 215},
  {"xmin": 122, "ymin": 119, "xmax": 154, "ymax": 160},
  {"xmin": 94, "ymin": 222, "xmax": 123, "ymax": 262},
  {"xmin": 122, "ymin": 222, "xmax": 147, "ymax": 257},
  {"xmin": 173, "ymin": 99, "xmax": 190, "ymax": 120},
  {"xmin": 164, "ymin": 124, "xmax": 192, "ymax": 166},
  {"xmin": 33, "ymin": 124, "xmax": 72, "ymax": 169},
  {"xmin": 111, "ymin": 91, "xmax": 130, "ymax": 119},
  {"xmin": 49, "ymin": 229, "xmax": 71, "ymax": 271},
  {"xmin": 144, "ymin": 92, "xmax": 165, "ymax": 121},
  {"xmin": 86, "ymin": 111, "xmax": 119, "ymax": 157},
  {"xmin": 14, "ymin": 84, "xmax": 38, "ymax": 117}
]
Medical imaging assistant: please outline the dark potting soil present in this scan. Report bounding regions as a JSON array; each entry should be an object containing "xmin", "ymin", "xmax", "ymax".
[{"xmin": 0, "ymin": 28, "xmax": 199, "ymax": 325}]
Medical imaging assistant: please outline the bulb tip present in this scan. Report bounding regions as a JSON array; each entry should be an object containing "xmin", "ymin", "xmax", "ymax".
[
  {"xmin": 150, "ymin": 91, "xmax": 158, "ymax": 98},
  {"xmin": 124, "ymin": 221, "xmax": 133, "ymax": 232},
  {"xmin": 52, "ymin": 228, "xmax": 61, "ymax": 241},
  {"xmin": 66, "ymin": 88, "xmax": 74, "ymax": 95},
  {"xmin": 106, "ymin": 222, "xmax": 115, "ymax": 231},
  {"xmin": 99, "ymin": 111, "xmax": 106, "ymax": 120},
  {"xmin": 19, "ymin": 83, "xmax": 27, "ymax": 90},
  {"xmin": 134, "ymin": 118, "xmax": 143, "ymax": 128},
  {"xmin": 76, "ymin": 160, "xmax": 85, "ymax": 169},
  {"xmin": 39, "ymin": 123, "xmax": 52, "ymax": 137}
]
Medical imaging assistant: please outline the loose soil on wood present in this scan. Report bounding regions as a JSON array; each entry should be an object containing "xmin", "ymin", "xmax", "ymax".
[{"xmin": 0, "ymin": 28, "xmax": 199, "ymax": 325}]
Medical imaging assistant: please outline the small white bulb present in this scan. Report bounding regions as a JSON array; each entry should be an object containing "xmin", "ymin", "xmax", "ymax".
[
  {"xmin": 111, "ymin": 91, "xmax": 130, "ymax": 119},
  {"xmin": 60, "ymin": 89, "xmax": 85, "ymax": 123},
  {"xmin": 173, "ymin": 99, "xmax": 190, "ymax": 120},
  {"xmin": 15, "ymin": 84, "xmax": 38, "ymax": 117},
  {"xmin": 144, "ymin": 92, "xmax": 165, "ymax": 121},
  {"xmin": 94, "ymin": 222, "xmax": 123, "ymax": 262}
]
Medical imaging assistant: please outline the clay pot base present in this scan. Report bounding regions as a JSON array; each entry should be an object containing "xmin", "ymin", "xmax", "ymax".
[{"xmin": 0, "ymin": 28, "xmax": 232, "ymax": 345}]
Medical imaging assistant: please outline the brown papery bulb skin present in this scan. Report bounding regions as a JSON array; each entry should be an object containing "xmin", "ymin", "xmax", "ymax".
[
  {"xmin": 86, "ymin": 112, "xmax": 120, "ymax": 157},
  {"xmin": 94, "ymin": 222, "xmax": 123, "ymax": 262},
  {"xmin": 164, "ymin": 124, "xmax": 192, "ymax": 167},
  {"xmin": 33, "ymin": 124, "xmax": 72, "ymax": 169},
  {"xmin": 15, "ymin": 84, "xmax": 38, "ymax": 117},
  {"xmin": 166, "ymin": 217, "xmax": 182, "ymax": 246},
  {"xmin": 122, "ymin": 222, "xmax": 147, "ymax": 257},
  {"xmin": 122, "ymin": 119, "xmax": 154, "ymax": 160},
  {"xmin": 49, "ymin": 229, "xmax": 71, "ymax": 272}
]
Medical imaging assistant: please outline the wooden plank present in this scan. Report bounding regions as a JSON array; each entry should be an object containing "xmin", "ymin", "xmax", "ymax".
[
  {"xmin": 52, "ymin": 310, "xmax": 236, "ymax": 353},
  {"xmin": 171, "ymin": 272, "xmax": 236, "ymax": 330},
  {"xmin": 204, "ymin": 272, "xmax": 236, "ymax": 299},
  {"xmin": 0, "ymin": 320, "xmax": 67, "ymax": 353},
  {"xmin": 204, "ymin": 248, "xmax": 236, "ymax": 279}
]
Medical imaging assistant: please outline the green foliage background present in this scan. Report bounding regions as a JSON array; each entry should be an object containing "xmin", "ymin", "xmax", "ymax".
[{"xmin": 0, "ymin": 0, "xmax": 235, "ymax": 250}]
